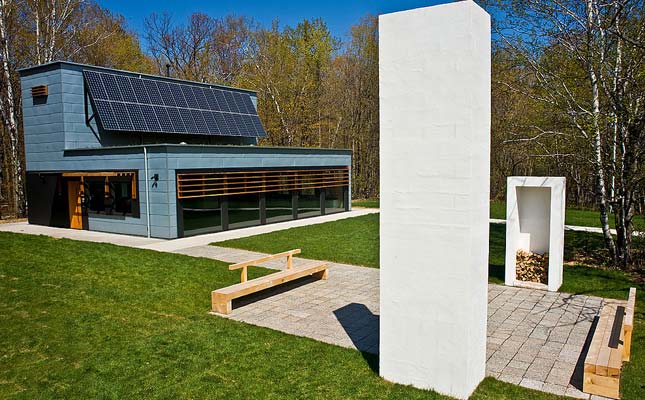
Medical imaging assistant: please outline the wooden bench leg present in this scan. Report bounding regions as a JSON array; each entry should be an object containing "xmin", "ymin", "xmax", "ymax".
[
  {"xmin": 314, "ymin": 268, "xmax": 328, "ymax": 280},
  {"xmin": 211, "ymin": 292, "xmax": 232, "ymax": 315},
  {"xmin": 623, "ymin": 327, "xmax": 632, "ymax": 362},
  {"xmin": 584, "ymin": 372, "xmax": 620, "ymax": 399}
]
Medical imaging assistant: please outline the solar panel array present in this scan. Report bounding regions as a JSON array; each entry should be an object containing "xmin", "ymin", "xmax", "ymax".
[{"xmin": 83, "ymin": 69, "xmax": 266, "ymax": 137}]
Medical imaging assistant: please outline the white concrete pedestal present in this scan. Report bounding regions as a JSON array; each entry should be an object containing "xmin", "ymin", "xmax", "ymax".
[
  {"xmin": 505, "ymin": 177, "xmax": 566, "ymax": 292},
  {"xmin": 379, "ymin": 2, "xmax": 491, "ymax": 399}
]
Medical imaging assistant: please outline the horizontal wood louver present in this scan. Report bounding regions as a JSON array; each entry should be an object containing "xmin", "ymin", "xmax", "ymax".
[
  {"xmin": 31, "ymin": 85, "xmax": 48, "ymax": 97},
  {"xmin": 177, "ymin": 168, "xmax": 349, "ymax": 199}
]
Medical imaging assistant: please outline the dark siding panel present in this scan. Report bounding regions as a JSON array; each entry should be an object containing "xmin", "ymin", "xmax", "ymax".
[{"xmin": 26, "ymin": 173, "xmax": 69, "ymax": 228}]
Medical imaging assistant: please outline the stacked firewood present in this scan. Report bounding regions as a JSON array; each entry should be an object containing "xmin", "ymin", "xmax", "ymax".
[{"xmin": 516, "ymin": 250, "xmax": 548, "ymax": 284}]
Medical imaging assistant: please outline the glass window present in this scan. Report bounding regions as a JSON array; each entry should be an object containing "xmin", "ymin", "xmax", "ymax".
[
  {"xmin": 84, "ymin": 174, "xmax": 137, "ymax": 216},
  {"xmin": 228, "ymin": 193, "xmax": 261, "ymax": 229},
  {"xmin": 182, "ymin": 197, "xmax": 222, "ymax": 236},
  {"xmin": 86, "ymin": 177, "xmax": 107, "ymax": 214},
  {"xmin": 298, "ymin": 188, "xmax": 322, "ymax": 218},
  {"xmin": 108, "ymin": 176, "xmax": 134, "ymax": 215},
  {"xmin": 265, "ymin": 190, "xmax": 293, "ymax": 224},
  {"xmin": 325, "ymin": 187, "xmax": 346, "ymax": 214}
]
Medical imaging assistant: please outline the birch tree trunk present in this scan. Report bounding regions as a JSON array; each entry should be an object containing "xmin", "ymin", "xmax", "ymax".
[
  {"xmin": 0, "ymin": 0, "xmax": 24, "ymax": 217},
  {"xmin": 585, "ymin": 0, "xmax": 616, "ymax": 258}
]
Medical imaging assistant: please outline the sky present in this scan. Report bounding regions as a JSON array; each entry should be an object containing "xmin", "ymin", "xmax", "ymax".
[{"xmin": 98, "ymin": 0, "xmax": 453, "ymax": 45}]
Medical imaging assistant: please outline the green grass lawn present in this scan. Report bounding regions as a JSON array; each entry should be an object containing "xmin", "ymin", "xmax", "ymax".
[
  {"xmin": 0, "ymin": 232, "xmax": 599, "ymax": 399},
  {"xmin": 491, "ymin": 200, "xmax": 645, "ymax": 230},
  {"xmin": 217, "ymin": 213, "xmax": 622, "ymax": 273},
  {"xmin": 353, "ymin": 198, "xmax": 645, "ymax": 230},
  {"xmin": 216, "ymin": 215, "xmax": 645, "ymax": 399},
  {"xmin": 219, "ymin": 213, "xmax": 381, "ymax": 268},
  {"xmin": 352, "ymin": 198, "xmax": 380, "ymax": 208}
]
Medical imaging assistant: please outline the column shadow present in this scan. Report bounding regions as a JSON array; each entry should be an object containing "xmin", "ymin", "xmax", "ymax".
[{"xmin": 333, "ymin": 303, "xmax": 380, "ymax": 374}]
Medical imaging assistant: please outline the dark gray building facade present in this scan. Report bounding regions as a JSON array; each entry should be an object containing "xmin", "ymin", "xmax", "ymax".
[{"xmin": 20, "ymin": 61, "xmax": 351, "ymax": 239}]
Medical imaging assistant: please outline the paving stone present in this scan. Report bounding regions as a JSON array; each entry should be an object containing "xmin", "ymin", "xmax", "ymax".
[
  {"xmin": 542, "ymin": 383, "xmax": 567, "ymax": 396},
  {"xmin": 507, "ymin": 360, "xmax": 531, "ymax": 371},
  {"xmin": 193, "ymin": 245, "xmax": 604, "ymax": 398},
  {"xmin": 498, "ymin": 373, "xmax": 523, "ymax": 385},
  {"xmin": 590, "ymin": 395, "xmax": 615, "ymax": 400},
  {"xmin": 519, "ymin": 378, "xmax": 544, "ymax": 391},
  {"xmin": 523, "ymin": 367, "xmax": 549, "ymax": 381},
  {"xmin": 565, "ymin": 386, "xmax": 590, "ymax": 399},
  {"xmin": 486, "ymin": 357, "xmax": 510, "ymax": 373},
  {"xmin": 546, "ymin": 368, "xmax": 573, "ymax": 386},
  {"xmin": 501, "ymin": 366, "xmax": 527, "ymax": 379}
]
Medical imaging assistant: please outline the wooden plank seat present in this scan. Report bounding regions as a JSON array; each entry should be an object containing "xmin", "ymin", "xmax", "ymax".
[
  {"xmin": 211, "ymin": 249, "xmax": 328, "ymax": 315},
  {"xmin": 583, "ymin": 288, "xmax": 636, "ymax": 399}
]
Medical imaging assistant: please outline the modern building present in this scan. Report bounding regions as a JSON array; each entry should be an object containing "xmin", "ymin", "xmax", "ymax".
[{"xmin": 19, "ymin": 61, "xmax": 351, "ymax": 239}]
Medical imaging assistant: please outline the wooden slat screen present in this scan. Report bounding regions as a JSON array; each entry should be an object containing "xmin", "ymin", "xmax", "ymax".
[
  {"xmin": 31, "ymin": 85, "xmax": 48, "ymax": 97},
  {"xmin": 177, "ymin": 168, "xmax": 349, "ymax": 199}
]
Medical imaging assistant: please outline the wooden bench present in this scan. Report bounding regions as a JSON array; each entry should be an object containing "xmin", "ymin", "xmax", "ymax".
[
  {"xmin": 211, "ymin": 249, "xmax": 328, "ymax": 315},
  {"xmin": 583, "ymin": 288, "xmax": 636, "ymax": 399}
]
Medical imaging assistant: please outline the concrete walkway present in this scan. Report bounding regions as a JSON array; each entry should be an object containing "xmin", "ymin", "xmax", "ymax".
[
  {"xmin": 3, "ymin": 210, "xmax": 636, "ymax": 252},
  {"xmin": 0, "ymin": 208, "xmax": 379, "ymax": 252},
  {"xmin": 490, "ymin": 218, "xmax": 644, "ymax": 237},
  {"xmin": 0, "ymin": 222, "xmax": 164, "ymax": 247},
  {"xmin": 182, "ymin": 244, "xmax": 604, "ymax": 399}
]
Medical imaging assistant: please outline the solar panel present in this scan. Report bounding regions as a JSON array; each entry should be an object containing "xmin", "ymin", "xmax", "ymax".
[
  {"xmin": 204, "ymin": 89, "xmax": 220, "ymax": 111},
  {"xmin": 100, "ymin": 73, "xmax": 122, "ymax": 101},
  {"xmin": 140, "ymin": 105, "xmax": 161, "ymax": 132},
  {"xmin": 242, "ymin": 115, "xmax": 257, "ymax": 137},
  {"xmin": 241, "ymin": 95, "xmax": 256, "ymax": 115},
  {"xmin": 212, "ymin": 112, "xmax": 229, "ymax": 135},
  {"xmin": 165, "ymin": 107, "xmax": 186, "ymax": 133},
  {"xmin": 251, "ymin": 116, "xmax": 264, "ymax": 137},
  {"xmin": 93, "ymin": 100, "xmax": 117, "ymax": 129},
  {"xmin": 179, "ymin": 109, "xmax": 197, "ymax": 133},
  {"xmin": 130, "ymin": 78, "xmax": 150, "ymax": 104},
  {"xmin": 233, "ymin": 92, "xmax": 249, "ymax": 114},
  {"xmin": 154, "ymin": 106, "xmax": 174, "ymax": 132},
  {"xmin": 114, "ymin": 75, "xmax": 137, "ymax": 103},
  {"xmin": 193, "ymin": 87, "xmax": 210, "ymax": 110},
  {"xmin": 191, "ymin": 109, "xmax": 209, "ymax": 134},
  {"xmin": 155, "ymin": 81, "xmax": 176, "ymax": 107},
  {"xmin": 170, "ymin": 84, "xmax": 188, "ymax": 108},
  {"xmin": 180, "ymin": 85, "xmax": 198, "ymax": 109},
  {"xmin": 127, "ymin": 103, "xmax": 148, "ymax": 131},
  {"xmin": 83, "ymin": 69, "xmax": 266, "ymax": 138},
  {"xmin": 202, "ymin": 111, "xmax": 220, "ymax": 135},
  {"xmin": 223, "ymin": 91, "xmax": 239, "ymax": 113},
  {"xmin": 224, "ymin": 114, "xmax": 241, "ymax": 136},
  {"xmin": 213, "ymin": 90, "xmax": 230, "ymax": 112},
  {"xmin": 143, "ymin": 80, "xmax": 164, "ymax": 105},
  {"xmin": 110, "ymin": 102, "xmax": 133, "ymax": 130},
  {"xmin": 84, "ymin": 71, "xmax": 108, "ymax": 100}
]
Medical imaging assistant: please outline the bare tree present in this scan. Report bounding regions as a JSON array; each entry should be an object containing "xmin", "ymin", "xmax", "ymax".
[
  {"xmin": 0, "ymin": 0, "xmax": 24, "ymax": 216},
  {"xmin": 0, "ymin": 0, "xmax": 148, "ymax": 218},
  {"xmin": 487, "ymin": 0, "xmax": 645, "ymax": 269},
  {"xmin": 145, "ymin": 12, "xmax": 215, "ymax": 81}
]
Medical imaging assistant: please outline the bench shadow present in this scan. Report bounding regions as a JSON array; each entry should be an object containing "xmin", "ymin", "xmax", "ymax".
[
  {"xmin": 231, "ymin": 275, "xmax": 320, "ymax": 309},
  {"xmin": 333, "ymin": 303, "xmax": 380, "ymax": 374},
  {"xmin": 570, "ymin": 315, "xmax": 599, "ymax": 390}
]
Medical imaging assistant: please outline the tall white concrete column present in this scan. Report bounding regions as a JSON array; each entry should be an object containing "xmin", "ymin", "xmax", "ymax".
[{"xmin": 379, "ymin": 2, "xmax": 491, "ymax": 399}]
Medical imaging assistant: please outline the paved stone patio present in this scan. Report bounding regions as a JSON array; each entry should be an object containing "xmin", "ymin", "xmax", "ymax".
[{"xmin": 195, "ymin": 245, "xmax": 608, "ymax": 399}]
